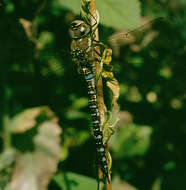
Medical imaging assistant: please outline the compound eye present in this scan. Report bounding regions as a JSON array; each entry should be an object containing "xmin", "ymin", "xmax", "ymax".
[{"xmin": 80, "ymin": 26, "xmax": 86, "ymax": 36}]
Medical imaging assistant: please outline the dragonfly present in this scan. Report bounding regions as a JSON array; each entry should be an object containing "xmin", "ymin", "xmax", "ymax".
[
  {"xmin": 67, "ymin": 15, "xmax": 175, "ymax": 187},
  {"xmin": 69, "ymin": 18, "xmax": 112, "ymax": 184},
  {"xmin": 67, "ymin": 13, "xmax": 170, "ymax": 186}
]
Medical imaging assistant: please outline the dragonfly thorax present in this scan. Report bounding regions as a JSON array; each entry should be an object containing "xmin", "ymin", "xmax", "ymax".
[
  {"xmin": 69, "ymin": 20, "xmax": 91, "ymax": 39},
  {"xmin": 70, "ymin": 20, "xmax": 94, "ymax": 71}
]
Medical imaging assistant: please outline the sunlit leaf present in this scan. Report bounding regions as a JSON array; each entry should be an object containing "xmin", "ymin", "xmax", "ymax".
[
  {"xmin": 101, "ymin": 68, "xmax": 120, "ymax": 144},
  {"xmin": 126, "ymin": 86, "xmax": 142, "ymax": 103},
  {"xmin": 53, "ymin": 172, "xmax": 97, "ymax": 190},
  {"xmin": 170, "ymin": 98, "xmax": 183, "ymax": 109},
  {"xmin": 117, "ymin": 111, "xmax": 133, "ymax": 128},
  {"xmin": 38, "ymin": 31, "xmax": 55, "ymax": 48},
  {"xmin": 151, "ymin": 177, "xmax": 162, "ymax": 190},
  {"xmin": 106, "ymin": 77, "xmax": 120, "ymax": 108},
  {"xmin": 111, "ymin": 123, "xmax": 153, "ymax": 158},
  {"xmin": 96, "ymin": 0, "xmax": 141, "ymax": 29},
  {"xmin": 159, "ymin": 66, "xmax": 172, "ymax": 79},
  {"xmin": 9, "ymin": 106, "xmax": 56, "ymax": 133},
  {"xmin": 112, "ymin": 176, "xmax": 138, "ymax": 190},
  {"xmin": 101, "ymin": 48, "xmax": 120, "ymax": 110},
  {"xmin": 56, "ymin": 0, "xmax": 141, "ymax": 29},
  {"xmin": 146, "ymin": 91, "xmax": 158, "ymax": 103},
  {"xmin": 66, "ymin": 109, "xmax": 88, "ymax": 119},
  {"xmin": 102, "ymin": 109, "xmax": 119, "ymax": 145},
  {"xmin": 6, "ymin": 120, "xmax": 62, "ymax": 190},
  {"xmin": 0, "ymin": 149, "xmax": 16, "ymax": 171},
  {"xmin": 72, "ymin": 97, "xmax": 89, "ymax": 109}
]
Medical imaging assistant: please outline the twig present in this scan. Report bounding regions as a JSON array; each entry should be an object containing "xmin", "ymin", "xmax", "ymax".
[
  {"xmin": 3, "ymin": 114, "xmax": 11, "ymax": 149},
  {"xmin": 89, "ymin": 1, "xmax": 112, "ymax": 190},
  {"xmin": 19, "ymin": 0, "xmax": 48, "ymax": 53},
  {"xmin": 90, "ymin": 0, "xmax": 105, "ymax": 127}
]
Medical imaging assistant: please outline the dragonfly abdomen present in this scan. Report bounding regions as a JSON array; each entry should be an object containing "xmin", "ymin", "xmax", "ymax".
[{"xmin": 82, "ymin": 67, "xmax": 109, "ymax": 181}]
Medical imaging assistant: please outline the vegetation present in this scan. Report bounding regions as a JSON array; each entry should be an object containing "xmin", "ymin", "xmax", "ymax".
[{"xmin": 0, "ymin": 0, "xmax": 185, "ymax": 189}]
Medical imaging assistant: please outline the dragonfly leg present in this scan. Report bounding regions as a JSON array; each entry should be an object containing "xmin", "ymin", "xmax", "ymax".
[
  {"xmin": 92, "ymin": 39, "xmax": 108, "ymax": 49},
  {"xmin": 94, "ymin": 48, "xmax": 113, "ymax": 85},
  {"xmin": 95, "ymin": 60, "xmax": 103, "ymax": 85}
]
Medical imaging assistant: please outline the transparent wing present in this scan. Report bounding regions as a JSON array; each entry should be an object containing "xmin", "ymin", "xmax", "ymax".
[{"xmin": 108, "ymin": 17, "xmax": 169, "ymax": 53}]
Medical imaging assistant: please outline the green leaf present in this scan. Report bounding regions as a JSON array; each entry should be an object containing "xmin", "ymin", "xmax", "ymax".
[
  {"xmin": 111, "ymin": 123, "xmax": 153, "ymax": 158},
  {"xmin": 72, "ymin": 97, "xmax": 89, "ymax": 109},
  {"xmin": 0, "ymin": 150, "xmax": 16, "ymax": 190},
  {"xmin": 38, "ymin": 31, "xmax": 55, "ymax": 47},
  {"xmin": 56, "ymin": 0, "xmax": 141, "ymax": 29},
  {"xmin": 163, "ymin": 161, "xmax": 176, "ymax": 171},
  {"xmin": 112, "ymin": 176, "xmax": 138, "ymax": 190},
  {"xmin": 97, "ymin": 0, "xmax": 141, "ymax": 29},
  {"xmin": 0, "ymin": 149, "xmax": 16, "ymax": 171},
  {"xmin": 66, "ymin": 109, "xmax": 89, "ymax": 119},
  {"xmin": 6, "ymin": 121, "xmax": 62, "ymax": 190},
  {"xmin": 54, "ymin": 0, "xmax": 81, "ymax": 13},
  {"xmin": 53, "ymin": 172, "xmax": 97, "ymax": 190}
]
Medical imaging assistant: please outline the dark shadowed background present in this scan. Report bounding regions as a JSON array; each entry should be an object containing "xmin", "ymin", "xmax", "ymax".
[{"xmin": 0, "ymin": 0, "xmax": 186, "ymax": 190}]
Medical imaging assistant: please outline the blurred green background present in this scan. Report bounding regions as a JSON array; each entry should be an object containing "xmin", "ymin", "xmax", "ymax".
[{"xmin": 0, "ymin": 0, "xmax": 186, "ymax": 190}]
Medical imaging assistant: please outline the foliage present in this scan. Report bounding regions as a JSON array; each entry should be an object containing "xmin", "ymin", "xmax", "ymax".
[
  {"xmin": 0, "ymin": 0, "xmax": 186, "ymax": 190},
  {"xmin": 53, "ymin": 172, "xmax": 97, "ymax": 190},
  {"xmin": 59, "ymin": 0, "xmax": 141, "ymax": 29}
]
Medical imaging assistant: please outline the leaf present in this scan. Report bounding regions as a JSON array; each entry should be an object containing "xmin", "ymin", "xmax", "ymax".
[
  {"xmin": 0, "ymin": 149, "xmax": 16, "ymax": 189},
  {"xmin": 106, "ymin": 76, "xmax": 120, "ymax": 108},
  {"xmin": 112, "ymin": 176, "xmax": 138, "ymax": 190},
  {"xmin": 117, "ymin": 111, "xmax": 133, "ymax": 128},
  {"xmin": 66, "ymin": 109, "xmax": 89, "ymax": 119},
  {"xmin": 9, "ymin": 106, "xmax": 56, "ymax": 133},
  {"xmin": 102, "ymin": 109, "xmax": 119, "ymax": 145},
  {"xmin": 98, "ymin": 49, "xmax": 120, "ymax": 144},
  {"xmin": 53, "ymin": 172, "xmax": 97, "ymax": 190},
  {"xmin": 33, "ymin": 121, "xmax": 62, "ymax": 157},
  {"xmin": 96, "ymin": 0, "xmax": 141, "ymax": 29},
  {"xmin": 56, "ymin": 0, "xmax": 141, "ymax": 29},
  {"xmin": 6, "ymin": 120, "xmax": 62, "ymax": 190},
  {"xmin": 151, "ymin": 177, "xmax": 162, "ymax": 190},
  {"xmin": 101, "ymin": 48, "xmax": 120, "ymax": 110},
  {"xmin": 111, "ymin": 123, "xmax": 153, "ymax": 158},
  {"xmin": 0, "ymin": 149, "xmax": 16, "ymax": 171}
]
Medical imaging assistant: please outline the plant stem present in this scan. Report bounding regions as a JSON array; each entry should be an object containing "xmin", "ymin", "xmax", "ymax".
[
  {"xmin": 3, "ymin": 114, "xmax": 11, "ymax": 149},
  {"xmin": 90, "ymin": 0, "xmax": 105, "ymax": 125},
  {"xmin": 89, "ymin": 1, "xmax": 112, "ymax": 189}
]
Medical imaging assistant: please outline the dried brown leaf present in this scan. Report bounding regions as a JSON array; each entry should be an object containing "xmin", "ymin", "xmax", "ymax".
[
  {"xmin": 10, "ymin": 106, "xmax": 56, "ymax": 133},
  {"xmin": 6, "ymin": 120, "xmax": 62, "ymax": 190}
]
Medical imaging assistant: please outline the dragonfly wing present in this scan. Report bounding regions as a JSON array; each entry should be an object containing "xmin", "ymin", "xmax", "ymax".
[{"xmin": 108, "ymin": 17, "xmax": 167, "ymax": 52}]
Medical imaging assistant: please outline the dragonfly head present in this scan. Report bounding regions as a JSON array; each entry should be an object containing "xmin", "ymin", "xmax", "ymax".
[{"xmin": 69, "ymin": 20, "xmax": 90, "ymax": 39}]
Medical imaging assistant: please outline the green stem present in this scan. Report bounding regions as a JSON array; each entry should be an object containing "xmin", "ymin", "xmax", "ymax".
[{"xmin": 3, "ymin": 114, "xmax": 11, "ymax": 149}]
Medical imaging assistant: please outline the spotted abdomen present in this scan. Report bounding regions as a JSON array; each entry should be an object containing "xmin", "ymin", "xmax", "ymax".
[{"xmin": 82, "ymin": 67, "xmax": 109, "ymax": 181}]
